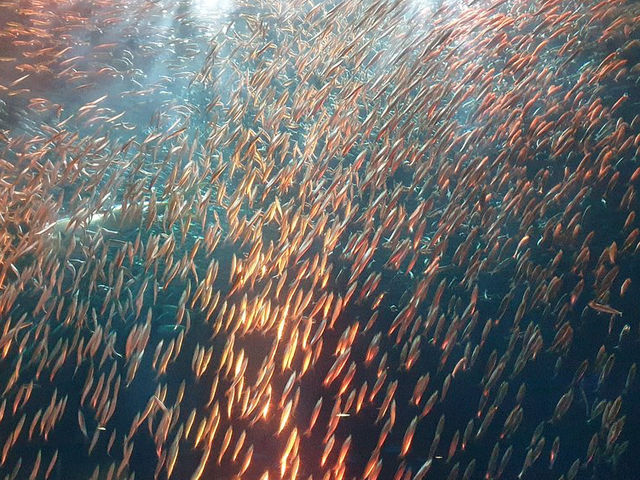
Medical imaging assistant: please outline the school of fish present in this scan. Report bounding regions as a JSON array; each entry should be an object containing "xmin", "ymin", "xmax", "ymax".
[{"xmin": 0, "ymin": 0, "xmax": 639, "ymax": 478}]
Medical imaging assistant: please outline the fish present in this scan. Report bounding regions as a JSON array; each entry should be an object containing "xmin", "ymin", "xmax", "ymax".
[
  {"xmin": 587, "ymin": 300, "xmax": 623, "ymax": 316},
  {"xmin": 0, "ymin": 0, "xmax": 638, "ymax": 479}
]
